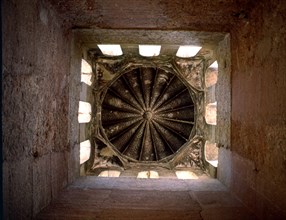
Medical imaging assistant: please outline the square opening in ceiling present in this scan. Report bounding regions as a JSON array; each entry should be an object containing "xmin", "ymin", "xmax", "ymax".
[{"xmin": 75, "ymin": 30, "xmax": 231, "ymax": 179}]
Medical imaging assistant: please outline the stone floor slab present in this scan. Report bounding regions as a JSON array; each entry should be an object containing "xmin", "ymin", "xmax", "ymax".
[
  {"xmin": 36, "ymin": 177, "xmax": 256, "ymax": 220},
  {"xmin": 191, "ymin": 191, "xmax": 243, "ymax": 208},
  {"xmin": 103, "ymin": 190, "xmax": 201, "ymax": 211}
]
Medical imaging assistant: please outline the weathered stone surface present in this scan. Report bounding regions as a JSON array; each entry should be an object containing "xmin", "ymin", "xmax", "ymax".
[
  {"xmin": 217, "ymin": 148, "xmax": 232, "ymax": 188},
  {"xmin": 191, "ymin": 191, "xmax": 243, "ymax": 208},
  {"xmin": 68, "ymin": 33, "xmax": 82, "ymax": 183},
  {"xmin": 33, "ymin": 154, "xmax": 52, "ymax": 215},
  {"xmin": 230, "ymin": 0, "xmax": 286, "ymax": 218},
  {"xmin": 47, "ymin": 0, "xmax": 254, "ymax": 32},
  {"xmin": 215, "ymin": 35, "xmax": 231, "ymax": 150},
  {"xmin": 8, "ymin": 158, "xmax": 33, "ymax": 219},
  {"xmin": 201, "ymin": 207, "xmax": 256, "ymax": 220},
  {"xmin": 3, "ymin": 0, "xmax": 78, "ymax": 218},
  {"xmin": 78, "ymin": 29, "xmax": 226, "ymax": 48},
  {"xmin": 175, "ymin": 59, "xmax": 205, "ymax": 91}
]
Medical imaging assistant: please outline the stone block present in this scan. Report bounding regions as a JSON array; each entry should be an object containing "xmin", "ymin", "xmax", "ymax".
[
  {"xmin": 51, "ymin": 152, "xmax": 68, "ymax": 199},
  {"xmin": 191, "ymin": 191, "xmax": 242, "ymax": 208},
  {"xmin": 201, "ymin": 207, "xmax": 256, "ymax": 220},
  {"xmin": 8, "ymin": 158, "xmax": 33, "ymax": 219},
  {"xmin": 3, "ymin": 161, "xmax": 9, "ymax": 220},
  {"xmin": 231, "ymin": 170, "xmax": 256, "ymax": 211},
  {"xmin": 217, "ymin": 148, "xmax": 232, "ymax": 188},
  {"xmin": 67, "ymin": 145, "xmax": 80, "ymax": 184},
  {"xmin": 33, "ymin": 154, "xmax": 52, "ymax": 216},
  {"xmin": 103, "ymin": 190, "xmax": 201, "ymax": 211},
  {"xmin": 254, "ymin": 191, "xmax": 286, "ymax": 220}
]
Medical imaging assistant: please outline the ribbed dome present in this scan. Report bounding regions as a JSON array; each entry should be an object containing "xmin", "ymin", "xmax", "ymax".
[{"xmin": 101, "ymin": 67, "xmax": 195, "ymax": 162}]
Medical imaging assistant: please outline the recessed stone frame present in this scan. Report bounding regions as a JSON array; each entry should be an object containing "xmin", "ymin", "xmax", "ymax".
[{"xmin": 75, "ymin": 30, "xmax": 231, "ymax": 176}]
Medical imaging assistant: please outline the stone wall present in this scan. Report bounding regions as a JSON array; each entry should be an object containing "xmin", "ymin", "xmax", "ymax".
[
  {"xmin": 230, "ymin": 0, "xmax": 286, "ymax": 218},
  {"xmin": 3, "ymin": 0, "xmax": 286, "ymax": 219},
  {"xmin": 3, "ymin": 0, "xmax": 80, "ymax": 218},
  {"xmin": 48, "ymin": 0, "xmax": 253, "ymax": 32}
]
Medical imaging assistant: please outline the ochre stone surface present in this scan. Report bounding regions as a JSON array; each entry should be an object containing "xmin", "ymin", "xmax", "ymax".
[
  {"xmin": 230, "ymin": 0, "xmax": 286, "ymax": 218},
  {"xmin": 3, "ymin": 0, "xmax": 286, "ymax": 219},
  {"xmin": 3, "ymin": 0, "xmax": 77, "ymax": 218},
  {"xmin": 47, "ymin": 0, "xmax": 255, "ymax": 32}
]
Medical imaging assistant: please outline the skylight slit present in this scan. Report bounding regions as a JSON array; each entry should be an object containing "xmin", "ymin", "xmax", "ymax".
[
  {"xmin": 78, "ymin": 101, "xmax": 92, "ymax": 123},
  {"xmin": 139, "ymin": 45, "xmax": 161, "ymax": 57},
  {"xmin": 98, "ymin": 44, "xmax": 123, "ymax": 56},
  {"xmin": 80, "ymin": 140, "xmax": 91, "ymax": 164},
  {"xmin": 176, "ymin": 45, "xmax": 202, "ymax": 58}
]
